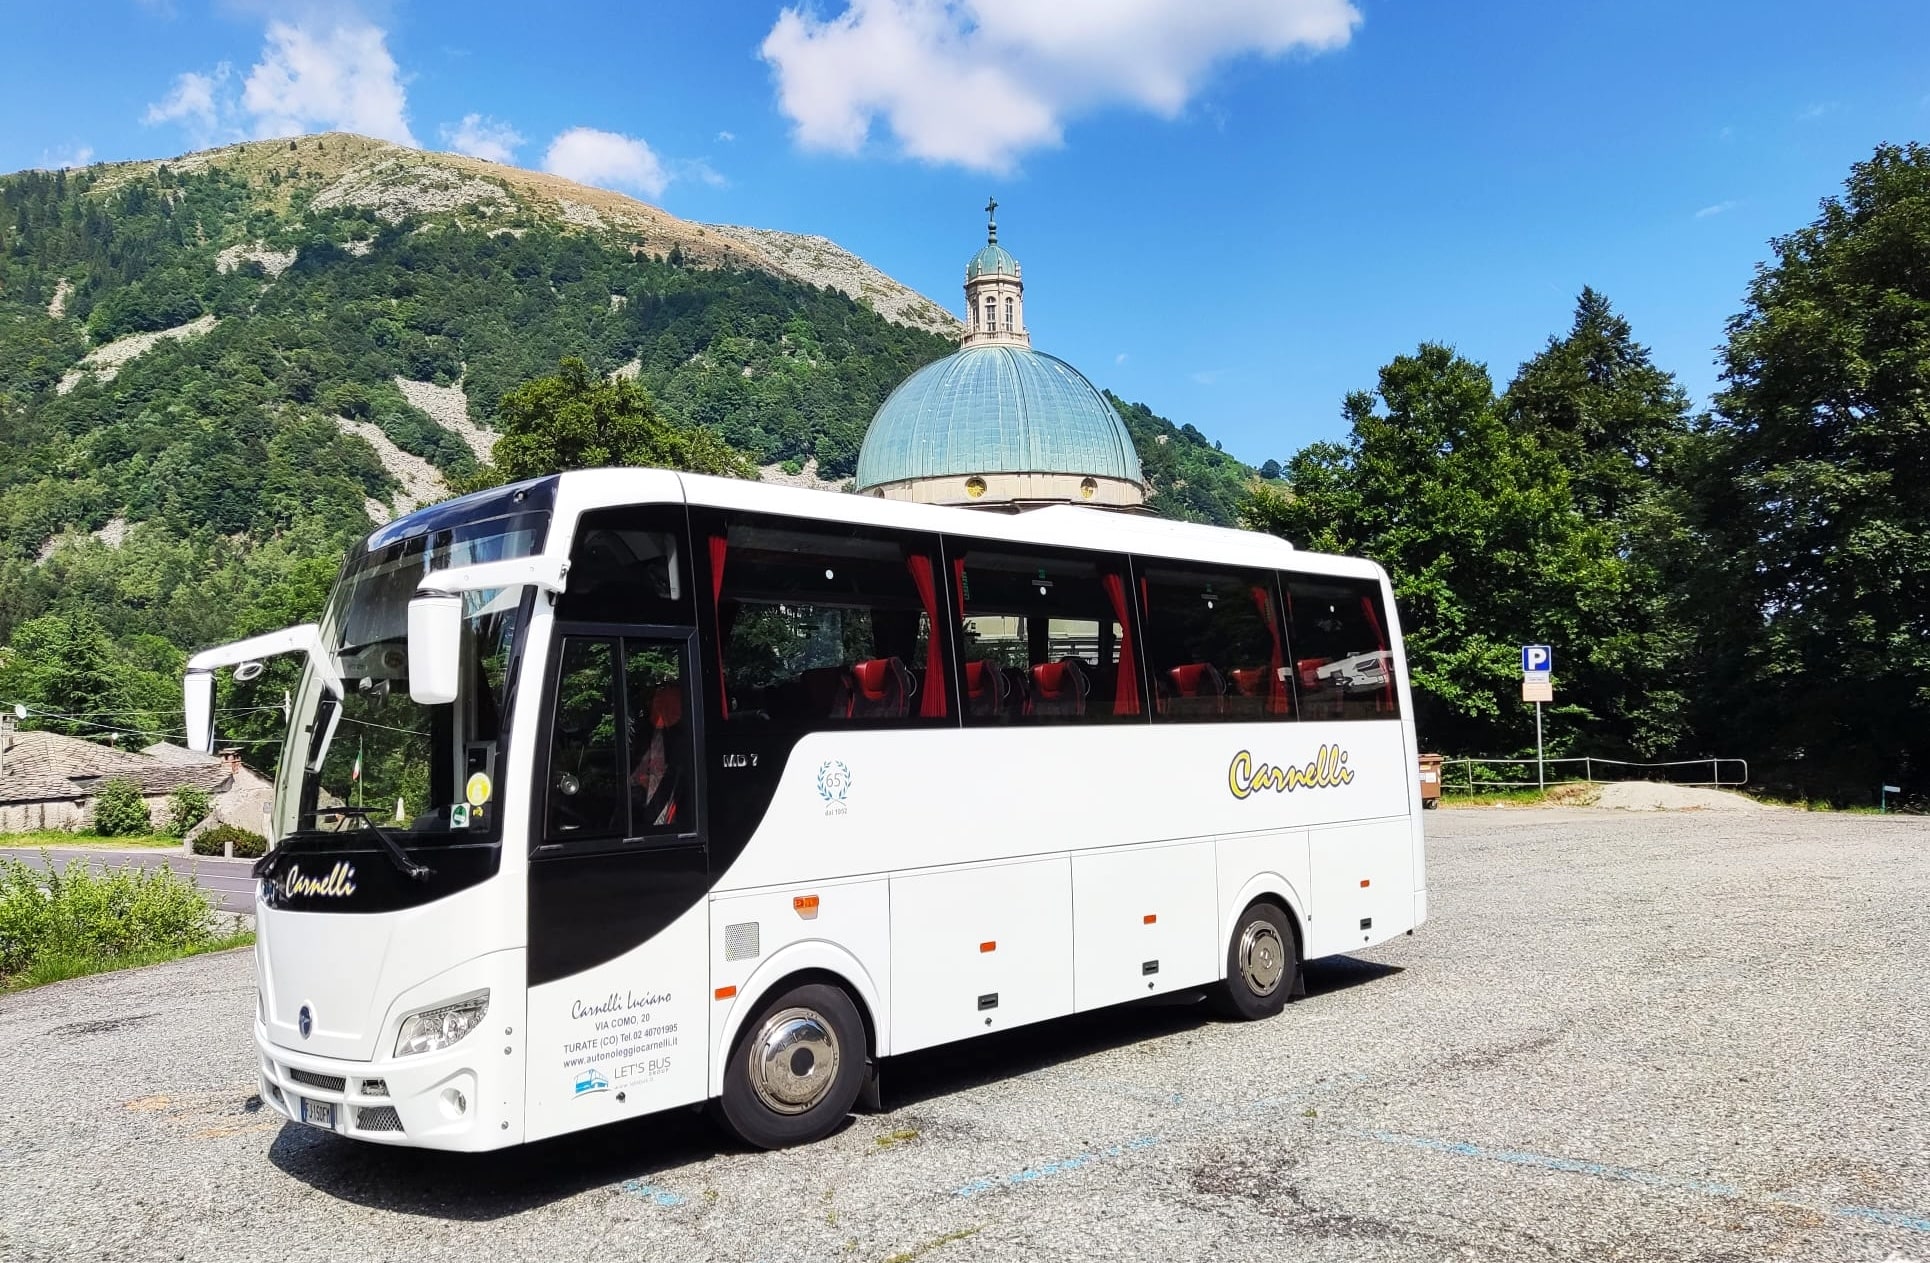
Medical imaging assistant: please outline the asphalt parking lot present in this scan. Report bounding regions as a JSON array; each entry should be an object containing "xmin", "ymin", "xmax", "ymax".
[{"xmin": 3, "ymin": 807, "xmax": 1927, "ymax": 1263}]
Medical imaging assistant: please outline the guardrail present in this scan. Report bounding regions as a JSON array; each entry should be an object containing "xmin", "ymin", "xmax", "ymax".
[{"xmin": 1441, "ymin": 756, "xmax": 1750, "ymax": 795}]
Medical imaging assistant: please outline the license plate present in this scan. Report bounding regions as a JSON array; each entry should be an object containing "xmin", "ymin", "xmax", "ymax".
[{"xmin": 299, "ymin": 1098, "xmax": 335, "ymax": 1129}]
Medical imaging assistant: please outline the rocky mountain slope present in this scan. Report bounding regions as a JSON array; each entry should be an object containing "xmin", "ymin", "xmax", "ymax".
[{"xmin": 96, "ymin": 133, "xmax": 962, "ymax": 336}]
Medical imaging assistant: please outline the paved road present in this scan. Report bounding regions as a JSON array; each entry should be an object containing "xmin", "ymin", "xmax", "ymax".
[
  {"xmin": 2, "ymin": 808, "xmax": 1928, "ymax": 1263},
  {"xmin": 0, "ymin": 846, "xmax": 255, "ymax": 914}
]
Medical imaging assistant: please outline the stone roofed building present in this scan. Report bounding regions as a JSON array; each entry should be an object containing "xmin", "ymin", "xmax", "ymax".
[
  {"xmin": 0, "ymin": 726, "xmax": 266, "ymax": 833},
  {"xmin": 853, "ymin": 200, "xmax": 1147, "ymax": 512}
]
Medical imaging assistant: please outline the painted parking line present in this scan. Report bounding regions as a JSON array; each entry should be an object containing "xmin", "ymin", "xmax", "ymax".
[
  {"xmin": 1361, "ymin": 1129, "xmax": 1930, "ymax": 1235},
  {"xmin": 953, "ymin": 1136, "xmax": 1160, "ymax": 1198},
  {"xmin": 617, "ymin": 1179, "xmax": 687, "ymax": 1207}
]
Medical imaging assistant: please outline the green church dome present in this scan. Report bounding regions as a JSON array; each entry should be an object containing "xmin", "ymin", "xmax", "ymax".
[
  {"xmin": 854, "ymin": 345, "xmax": 1143, "ymax": 490},
  {"xmin": 966, "ymin": 242, "xmax": 1020, "ymax": 280}
]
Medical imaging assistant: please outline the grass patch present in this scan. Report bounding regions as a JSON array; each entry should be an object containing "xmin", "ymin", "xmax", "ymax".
[
  {"xmin": 0, "ymin": 854, "xmax": 232, "ymax": 991},
  {"xmin": 0, "ymin": 830, "xmax": 180, "ymax": 850},
  {"xmin": 1438, "ymin": 783, "xmax": 1602, "ymax": 808},
  {"xmin": 5, "ymin": 930, "xmax": 255, "ymax": 992}
]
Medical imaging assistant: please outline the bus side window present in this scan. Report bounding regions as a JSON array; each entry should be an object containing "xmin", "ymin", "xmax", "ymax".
[
  {"xmin": 706, "ymin": 515, "xmax": 949, "ymax": 729},
  {"xmin": 950, "ymin": 543, "xmax": 1142, "ymax": 725},
  {"xmin": 556, "ymin": 506, "xmax": 692, "ymax": 625},
  {"xmin": 1283, "ymin": 576, "xmax": 1400, "ymax": 721},
  {"xmin": 547, "ymin": 638, "xmax": 625, "ymax": 838},
  {"xmin": 545, "ymin": 637, "xmax": 698, "ymax": 844},
  {"xmin": 1141, "ymin": 564, "xmax": 1293, "ymax": 722}
]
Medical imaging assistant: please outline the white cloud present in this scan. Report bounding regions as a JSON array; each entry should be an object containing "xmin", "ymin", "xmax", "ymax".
[
  {"xmin": 1115, "ymin": 352, "xmax": 1129, "ymax": 365},
  {"xmin": 1695, "ymin": 200, "xmax": 1738, "ymax": 219},
  {"xmin": 760, "ymin": 0, "xmax": 1361, "ymax": 172},
  {"xmin": 1798, "ymin": 101, "xmax": 1840, "ymax": 121},
  {"xmin": 143, "ymin": 66, "xmax": 229, "ymax": 143},
  {"xmin": 717, "ymin": 129, "xmax": 736, "ymax": 142},
  {"xmin": 242, "ymin": 21, "xmax": 415, "ymax": 144},
  {"xmin": 39, "ymin": 145, "xmax": 95, "ymax": 170},
  {"xmin": 543, "ymin": 127, "xmax": 668, "ymax": 197},
  {"xmin": 444, "ymin": 113, "xmax": 523, "ymax": 163},
  {"xmin": 144, "ymin": 19, "xmax": 415, "ymax": 147}
]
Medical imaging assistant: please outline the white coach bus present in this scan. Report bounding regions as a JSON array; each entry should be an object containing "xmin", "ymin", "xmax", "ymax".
[{"xmin": 184, "ymin": 471, "xmax": 1426, "ymax": 1151}]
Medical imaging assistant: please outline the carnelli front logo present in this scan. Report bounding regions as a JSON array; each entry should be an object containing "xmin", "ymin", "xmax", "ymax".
[
  {"xmin": 1228, "ymin": 744, "xmax": 1356, "ymax": 799},
  {"xmin": 276, "ymin": 861, "xmax": 357, "ymax": 899}
]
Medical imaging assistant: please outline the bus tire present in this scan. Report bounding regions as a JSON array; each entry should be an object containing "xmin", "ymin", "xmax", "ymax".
[
  {"xmin": 1212, "ymin": 901, "xmax": 1296, "ymax": 1020},
  {"xmin": 718, "ymin": 982, "xmax": 866, "ymax": 1150}
]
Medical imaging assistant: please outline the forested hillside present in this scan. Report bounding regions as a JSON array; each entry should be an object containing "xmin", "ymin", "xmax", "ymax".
[{"xmin": 0, "ymin": 133, "xmax": 1250, "ymax": 758}]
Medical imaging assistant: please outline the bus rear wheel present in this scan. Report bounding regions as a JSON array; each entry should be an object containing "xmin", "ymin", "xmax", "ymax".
[
  {"xmin": 719, "ymin": 982, "xmax": 866, "ymax": 1149},
  {"xmin": 1212, "ymin": 902, "xmax": 1296, "ymax": 1020}
]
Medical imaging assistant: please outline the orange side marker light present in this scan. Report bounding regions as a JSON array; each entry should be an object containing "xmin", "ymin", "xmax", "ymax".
[
  {"xmin": 793, "ymin": 895, "xmax": 820, "ymax": 919},
  {"xmin": 714, "ymin": 985, "xmax": 737, "ymax": 1000},
  {"xmin": 980, "ymin": 941, "xmax": 996, "ymax": 953},
  {"xmin": 1143, "ymin": 914, "xmax": 1157, "ymax": 925},
  {"xmin": 1360, "ymin": 879, "xmax": 1371, "ymax": 888}
]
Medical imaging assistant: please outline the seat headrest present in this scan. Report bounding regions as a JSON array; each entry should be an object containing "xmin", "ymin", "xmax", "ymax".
[
  {"xmin": 1171, "ymin": 664, "xmax": 1218, "ymax": 696},
  {"xmin": 1229, "ymin": 668, "xmax": 1267, "ymax": 695},
  {"xmin": 1032, "ymin": 660, "xmax": 1088, "ymax": 697},
  {"xmin": 851, "ymin": 658, "xmax": 900, "ymax": 699},
  {"xmin": 964, "ymin": 660, "xmax": 994, "ymax": 695}
]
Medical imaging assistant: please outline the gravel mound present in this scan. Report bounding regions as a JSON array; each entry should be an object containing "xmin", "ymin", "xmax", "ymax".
[{"xmin": 1593, "ymin": 781, "xmax": 1777, "ymax": 812}]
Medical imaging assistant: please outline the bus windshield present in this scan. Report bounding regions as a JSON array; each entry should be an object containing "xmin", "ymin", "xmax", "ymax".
[{"xmin": 277, "ymin": 510, "xmax": 547, "ymax": 844}]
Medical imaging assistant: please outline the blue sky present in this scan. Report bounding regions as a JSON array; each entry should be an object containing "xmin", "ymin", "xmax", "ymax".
[{"xmin": 5, "ymin": 0, "xmax": 1928, "ymax": 467}]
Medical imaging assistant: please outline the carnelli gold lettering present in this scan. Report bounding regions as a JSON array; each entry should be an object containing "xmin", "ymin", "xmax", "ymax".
[
  {"xmin": 279, "ymin": 861, "xmax": 357, "ymax": 898},
  {"xmin": 1228, "ymin": 745, "xmax": 1355, "ymax": 800}
]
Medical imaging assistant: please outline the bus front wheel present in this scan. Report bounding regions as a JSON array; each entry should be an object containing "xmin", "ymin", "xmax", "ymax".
[
  {"xmin": 1212, "ymin": 902, "xmax": 1297, "ymax": 1020},
  {"xmin": 719, "ymin": 982, "xmax": 867, "ymax": 1149}
]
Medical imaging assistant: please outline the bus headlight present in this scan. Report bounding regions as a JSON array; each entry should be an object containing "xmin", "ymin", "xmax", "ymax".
[{"xmin": 395, "ymin": 990, "xmax": 490, "ymax": 1058}]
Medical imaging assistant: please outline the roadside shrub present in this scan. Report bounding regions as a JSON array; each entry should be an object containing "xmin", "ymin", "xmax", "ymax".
[
  {"xmin": 0, "ymin": 856, "xmax": 214, "ymax": 981},
  {"xmin": 164, "ymin": 786, "xmax": 214, "ymax": 838},
  {"xmin": 89, "ymin": 779, "xmax": 152, "ymax": 837},
  {"xmin": 192, "ymin": 824, "xmax": 268, "ymax": 859}
]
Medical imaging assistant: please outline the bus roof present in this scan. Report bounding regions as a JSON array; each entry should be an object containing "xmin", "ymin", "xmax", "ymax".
[{"xmin": 540, "ymin": 469, "xmax": 1385, "ymax": 581}]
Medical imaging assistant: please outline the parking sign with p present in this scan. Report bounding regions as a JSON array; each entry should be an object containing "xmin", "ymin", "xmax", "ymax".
[{"xmin": 1522, "ymin": 644, "xmax": 1552, "ymax": 676}]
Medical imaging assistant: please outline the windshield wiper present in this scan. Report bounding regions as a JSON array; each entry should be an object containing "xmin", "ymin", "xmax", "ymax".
[{"xmin": 331, "ymin": 806, "xmax": 435, "ymax": 881}]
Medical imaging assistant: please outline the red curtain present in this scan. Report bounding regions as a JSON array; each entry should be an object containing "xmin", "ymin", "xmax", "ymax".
[
  {"xmin": 905, "ymin": 554, "xmax": 947, "ymax": 718},
  {"xmin": 1250, "ymin": 585, "xmax": 1289, "ymax": 716},
  {"xmin": 708, "ymin": 535, "xmax": 729, "ymax": 718},
  {"xmin": 1102, "ymin": 572, "xmax": 1141, "ymax": 716},
  {"xmin": 1359, "ymin": 594, "xmax": 1394, "ymax": 713}
]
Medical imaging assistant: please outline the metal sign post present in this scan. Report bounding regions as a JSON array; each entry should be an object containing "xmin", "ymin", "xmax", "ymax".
[
  {"xmin": 1881, "ymin": 784, "xmax": 1901, "ymax": 813},
  {"xmin": 1522, "ymin": 645, "xmax": 1553, "ymax": 792}
]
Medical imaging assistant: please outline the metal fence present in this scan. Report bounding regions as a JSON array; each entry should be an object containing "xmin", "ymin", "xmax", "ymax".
[{"xmin": 1441, "ymin": 756, "xmax": 1750, "ymax": 795}]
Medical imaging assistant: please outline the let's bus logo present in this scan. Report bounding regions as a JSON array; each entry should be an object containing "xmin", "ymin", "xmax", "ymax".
[{"xmin": 1228, "ymin": 745, "xmax": 1356, "ymax": 800}]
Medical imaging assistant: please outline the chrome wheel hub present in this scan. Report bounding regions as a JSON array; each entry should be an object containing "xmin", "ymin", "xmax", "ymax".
[
  {"xmin": 748, "ymin": 1007, "xmax": 840, "ymax": 1114},
  {"xmin": 1239, "ymin": 922, "xmax": 1286, "ymax": 997}
]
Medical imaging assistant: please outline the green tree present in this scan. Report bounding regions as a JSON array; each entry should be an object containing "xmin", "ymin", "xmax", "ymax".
[
  {"xmin": 1503, "ymin": 290, "xmax": 1699, "ymax": 756},
  {"xmin": 1693, "ymin": 143, "xmax": 1930, "ymax": 800},
  {"xmin": 1243, "ymin": 344, "xmax": 1626, "ymax": 757},
  {"xmin": 481, "ymin": 357, "xmax": 754, "ymax": 484}
]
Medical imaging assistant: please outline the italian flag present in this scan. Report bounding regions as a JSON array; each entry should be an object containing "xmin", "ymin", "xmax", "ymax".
[{"xmin": 351, "ymin": 755, "xmax": 362, "ymax": 783}]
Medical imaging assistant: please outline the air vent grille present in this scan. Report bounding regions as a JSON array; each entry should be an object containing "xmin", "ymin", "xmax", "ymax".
[{"xmin": 725, "ymin": 921, "xmax": 761, "ymax": 962}]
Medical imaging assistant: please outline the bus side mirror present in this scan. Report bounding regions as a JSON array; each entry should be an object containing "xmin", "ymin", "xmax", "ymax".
[
  {"xmin": 184, "ymin": 671, "xmax": 215, "ymax": 754},
  {"xmin": 408, "ymin": 593, "xmax": 462, "ymax": 705}
]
